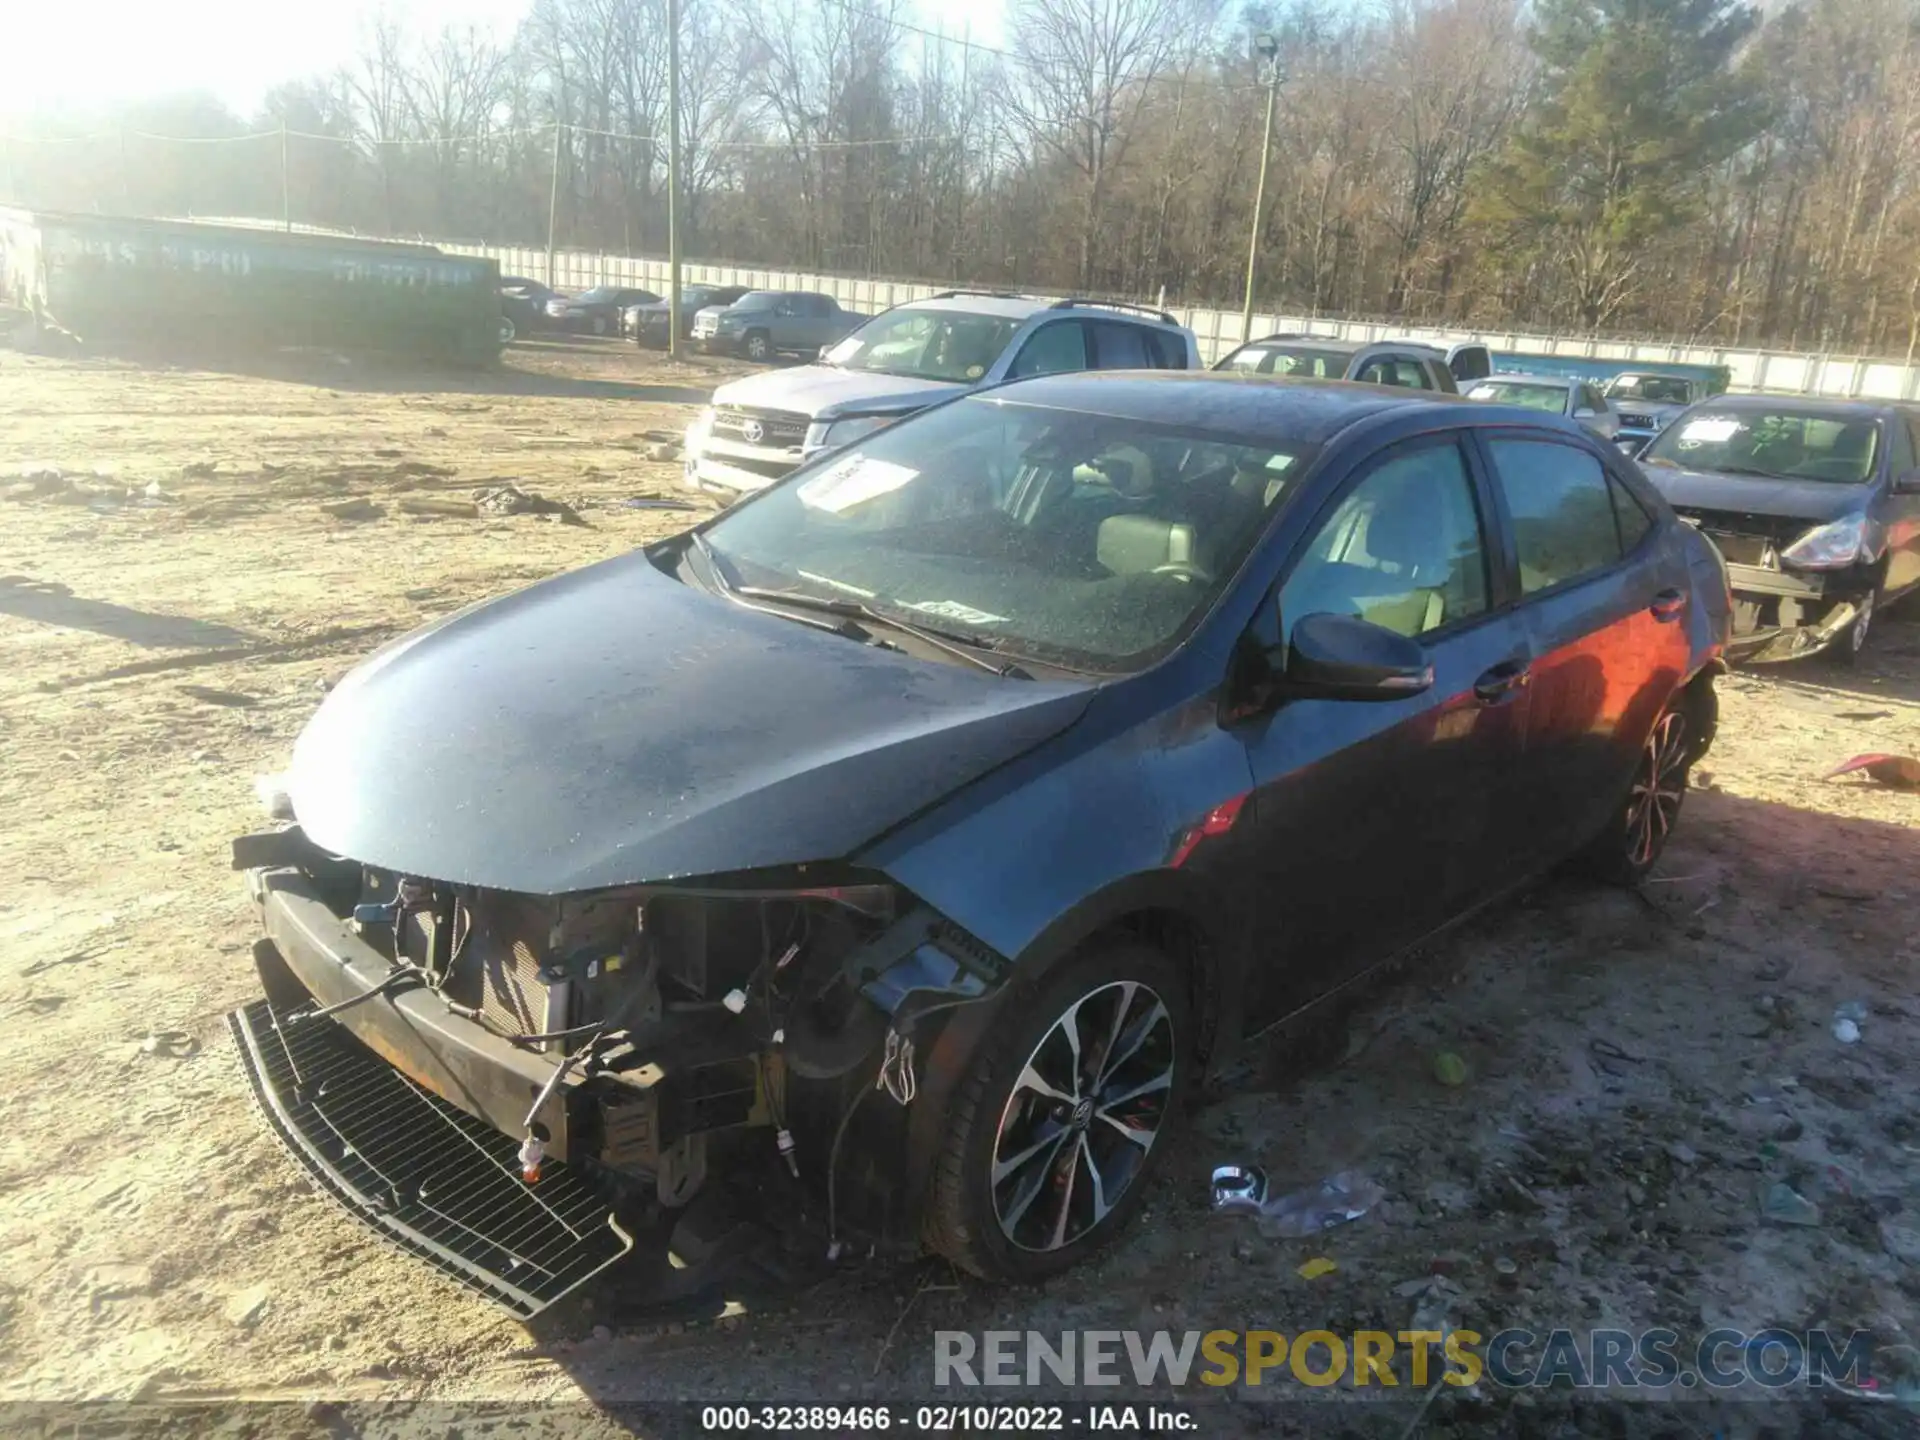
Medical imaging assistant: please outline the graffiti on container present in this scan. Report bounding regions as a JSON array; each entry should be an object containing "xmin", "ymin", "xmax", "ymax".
[{"xmin": 48, "ymin": 233, "xmax": 482, "ymax": 289}]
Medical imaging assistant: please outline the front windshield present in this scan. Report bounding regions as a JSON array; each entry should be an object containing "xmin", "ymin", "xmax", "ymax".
[
  {"xmin": 1607, "ymin": 375, "xmax": 1692, "ymax": 404},
  {"xmin": 700, "ymin": 397, "xmax": 1312, "ymax": 671},
  {"xmin": 1642, "ymin": 408, "xmax": 1882, "ymax": 484},
  {"xmin": 824, "ymin": 309, "xmax": 1021, "ymax": 382},
  {"xmin": 1467, "ymin": 381, "xmax": 1568, "ymax": 413},
  {"xmin": 576, "ymin": 287, "xmax": 618, "ymax": 303},
  {"xmin": 1219, "ymin": 344, "xmax": 1350, "ymax": 378},
  {"xmin": 731, "ymin": 290, "xmax": 782, "ymax": 310}
]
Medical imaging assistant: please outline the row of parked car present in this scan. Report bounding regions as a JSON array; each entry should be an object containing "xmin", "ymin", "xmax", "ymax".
[
  {"xmin": 498, "ymin": 274, "xmax": 868, "ymax": 358},
  {"xmin": 669, "ymin": 287, "xmax": 1920, "ymax": 669}
]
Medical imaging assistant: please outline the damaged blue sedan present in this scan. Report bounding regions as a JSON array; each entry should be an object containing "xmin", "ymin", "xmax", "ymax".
[{"xmin": 230, "ymin": 373, "xmax": 1728, "ymax": 1314}]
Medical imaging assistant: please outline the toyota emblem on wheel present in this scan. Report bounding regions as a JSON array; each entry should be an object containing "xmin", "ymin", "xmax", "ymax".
[{"xmin": 741, "ymin": 419, "xmax": 765, "ymax": 444}]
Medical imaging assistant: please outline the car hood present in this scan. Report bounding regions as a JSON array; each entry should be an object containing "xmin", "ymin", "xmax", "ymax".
[
  {"xmin": 711, "ymin": 365, "xmax": 965, "ymax": 421},
  {"xmin": 1641, "ymin": 465, "xmax": 1870, "ymax": 523},
  {"xmin": 287, "ymin": 552, "xmax": 1092, "ymax": 894}
]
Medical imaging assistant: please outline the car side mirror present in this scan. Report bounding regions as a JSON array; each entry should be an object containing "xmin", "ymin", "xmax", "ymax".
[
  {"xmin": 1574, "ymin": 407, "xmax": 1596, "ymax": 419},
  {"xmin": 1276, "ymin": 612, "xmax": 1433, "ymax": 701},
  {"xmin": 1895, "ymin": 469, "xmax": 1920, "ymax": 496}
]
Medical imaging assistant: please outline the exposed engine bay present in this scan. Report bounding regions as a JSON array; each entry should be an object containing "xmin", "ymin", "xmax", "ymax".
[
  {"xmin": 229, "ymin": 820, "xmax": 1006, "ymax": 1315},
  {"xmin": 1672, "ymin": 505, "xmax": 1873, "ymax": 661}
]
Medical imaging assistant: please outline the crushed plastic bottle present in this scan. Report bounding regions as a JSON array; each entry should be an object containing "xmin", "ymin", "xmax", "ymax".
[
  {"xmin": 1759, "ymin": 1180, "xmax": 1821, "ymax": 1227},
  {"xmin": 1213, "ymin": 1166, "xmax": 1384, "ymax": 1238}
]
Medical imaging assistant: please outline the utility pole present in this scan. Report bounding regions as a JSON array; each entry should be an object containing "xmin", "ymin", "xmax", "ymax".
[
  {"xmin": 280, "ymin": 121, "xmax": 291, "ymax": 232},
  {"xmin": 666, "ymin": 0, "xmax": 684, "ymax": 360},
  {"xmin": 546, "ymin": 121, "xmax": 563, "ymax": 289},
  {"xmin": 1240, "ymin": 33, "xmax": 1282, "ymax": 345}
]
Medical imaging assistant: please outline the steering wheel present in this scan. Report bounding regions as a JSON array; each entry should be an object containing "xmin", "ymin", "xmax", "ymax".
[{"xmin": 1152, "ymin": 561, "xmax": 1214, "ymax": 584}]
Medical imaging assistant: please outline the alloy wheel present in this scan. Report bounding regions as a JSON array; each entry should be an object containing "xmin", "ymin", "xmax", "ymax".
[
  {"xmin": 1626, "ymin": 710, "xmax": 1689, "ymax": 868},
  {"xmin": 746, "ymin": 334, "xmax": 770, "ymax": 362},
  {"xmin": 989, "ymin": 979, "xmax": 1175, "ymax": 1253}
]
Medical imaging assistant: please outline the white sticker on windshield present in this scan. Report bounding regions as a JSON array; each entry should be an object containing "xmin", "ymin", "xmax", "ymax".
[
  {"xmin": 796, "ymin": 454, "xmax": 919, "ymax": 514},
  {"xmin": 905, "ymin": 599, "xmax": 1009, "ymax": 626},
  {"xmin": 1679, "ymin": 417, "xmax": 1741, "ymax": 443}
]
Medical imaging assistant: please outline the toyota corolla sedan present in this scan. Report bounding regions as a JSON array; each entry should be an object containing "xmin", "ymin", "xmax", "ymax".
[{"xmin": 229, "ymin": 374, "xmax": 1727, "ymax": 1316}]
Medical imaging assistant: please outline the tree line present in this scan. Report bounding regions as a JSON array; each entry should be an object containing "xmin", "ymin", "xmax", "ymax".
[{"xmin": 5, "ymin": 0, "xmax": 1918, "ymax": 358}]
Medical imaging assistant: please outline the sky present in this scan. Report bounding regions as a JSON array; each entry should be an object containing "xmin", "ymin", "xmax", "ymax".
[{"xmin": 3, "ymin": 0, "xmax": 1005, "ymax": 122}]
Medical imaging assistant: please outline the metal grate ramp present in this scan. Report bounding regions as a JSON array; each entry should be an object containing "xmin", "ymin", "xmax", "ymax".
[{"xmin": 229, "ymin": 999, "xmax": 631, "ymax": 1317}]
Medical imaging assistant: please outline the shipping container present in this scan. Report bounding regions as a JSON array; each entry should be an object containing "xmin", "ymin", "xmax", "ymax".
[{"xmin": 0, "ymin": 208, "xmax": 502, "ymax": 366}]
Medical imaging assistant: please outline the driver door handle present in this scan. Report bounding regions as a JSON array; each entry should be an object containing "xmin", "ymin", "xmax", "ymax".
[
  {"xmin": 1474, "ymin": 659, "xmax": 1531, "ymax": 704},
  {"xmin": 1650, "ymin": 587, "xmax": 1688, "ymax": 622}
]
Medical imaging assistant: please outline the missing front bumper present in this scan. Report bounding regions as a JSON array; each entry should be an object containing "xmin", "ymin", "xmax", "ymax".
[{"xmin": 229, "ymin": 996, "xmax": 633, "ymax": 1318}]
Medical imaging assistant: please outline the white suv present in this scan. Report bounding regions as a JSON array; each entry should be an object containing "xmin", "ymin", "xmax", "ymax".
[{"xmin": 684, "ymin": 293, "xmax": 1202, "ymax": 498}]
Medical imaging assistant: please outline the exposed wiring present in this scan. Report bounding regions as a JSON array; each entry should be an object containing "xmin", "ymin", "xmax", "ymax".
[
  {"xmin": 287, "ymin": 963, "xmax": 425, "ymax": 1023},
  {"xmin": 877, "ymin": 1028, "xmax": 918, "ymax": 1106},
  {"xmin": 826, "ymin": 1049, "xmax": 886, "ymax": 1258}
]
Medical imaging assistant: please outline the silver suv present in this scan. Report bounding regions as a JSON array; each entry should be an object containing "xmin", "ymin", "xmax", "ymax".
[{"xmin": 684, "ymin": 292, "xmax": 1201, "ymax": 498}]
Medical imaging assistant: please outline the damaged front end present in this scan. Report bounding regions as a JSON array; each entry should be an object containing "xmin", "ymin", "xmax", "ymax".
[
  {"xmin": 227, "ymin": 821, "xmax": 1006, "ymax": 1318},
  {"xmin": 1672, "ymin": 507, "xmax": 1878, "ymax": 663}
]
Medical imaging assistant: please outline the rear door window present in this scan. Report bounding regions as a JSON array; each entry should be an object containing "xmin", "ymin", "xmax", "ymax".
[
  {"xmin": 1088, "ymin": 322, "xmax": 1154, "ymax": 370},
  {"xmin": 1487, "ymin": 438, "xmax": 1631, "ymax": 593},
  {"xmin": 1142, "ymin": 329, "xmax": 1188, "ymax": 369},
  {"xmin": 1010, "ymin": 321, "xmax": 1089, "ymax": 378}
]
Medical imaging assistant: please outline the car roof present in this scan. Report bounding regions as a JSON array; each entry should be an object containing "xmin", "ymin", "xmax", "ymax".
[
  {"xmin": 976, "ymin": 371, "xmax": 1476, "ymax": 443},
  {"xmin": 881, "ymin": 294, "xmax": 1182, "ymax": 326},
  {"xmin": 1476, "ymin": 372, "xmax": 1573, "ymax": 387},
  {"xmin": 1239, "ymin": 334, "xmax": 1364, "ymax": 355}
]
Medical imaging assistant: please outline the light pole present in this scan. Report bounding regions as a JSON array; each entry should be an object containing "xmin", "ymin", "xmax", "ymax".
[
  {"xmin": 1241, "ymin": 33, "xmax": 1282, "ymax": 345},
  {"xmin": 666, "ymin": 0, "xmax": 684, "ymax": 360}
]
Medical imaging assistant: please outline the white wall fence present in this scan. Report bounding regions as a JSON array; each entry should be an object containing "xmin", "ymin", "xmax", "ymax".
[{"xmin": 452, "ymin": 239, "xmax": 1920, "ymax": 401}]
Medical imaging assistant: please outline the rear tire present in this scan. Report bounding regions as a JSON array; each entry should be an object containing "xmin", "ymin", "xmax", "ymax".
[
  {"xmin": 1575, "ymin": 705, "xmax": 1692, "ymax": 885},
  {"xmin": 924, "ymin": 941, "xmax": 1190, "ymax": 1282}
]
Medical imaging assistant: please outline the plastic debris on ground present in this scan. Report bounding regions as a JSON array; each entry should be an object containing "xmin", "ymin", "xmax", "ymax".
[
  {"xmin": 1821, "ymin": 753, "xmax": 1920, "ymax": 789},
  {"xmin": 1211, "ymin": 1165, "xmax": 1384, "ymax": 1238},
  {"xmin": 1759, "ymin": 1180, "xmax": 1822, "ymax": 1227}
]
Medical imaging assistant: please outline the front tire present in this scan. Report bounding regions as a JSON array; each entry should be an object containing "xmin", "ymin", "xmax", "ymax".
[
  {"xmin": 1576, "ymin": 705, "xmax": 1691, "ymax": 884},
  {"xmin": 925, "ymin": 942, "xmax": 1190, "ymax": 1282},
  {"xmin": 1829, "ymin": 591, "xmax": 1875, "ymax": 666},
  {"xmin": 744, "ymin": 330, "xmax": 772, "ymax": 363}
]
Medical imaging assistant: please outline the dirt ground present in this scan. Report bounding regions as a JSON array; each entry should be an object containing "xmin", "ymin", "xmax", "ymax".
[{"xmin": 2, "ymin": 340, "xmax": 1918, "ymax": 1438}]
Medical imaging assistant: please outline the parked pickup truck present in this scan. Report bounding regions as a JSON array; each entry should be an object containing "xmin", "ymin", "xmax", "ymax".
[
  {"xmin": 690, "ymin": 290, "xmax": 862, "ymax": 362},
  {"xmin": 1604, "ymin": 373, "xmax": 1704, "ymax": 453},
  {"xmin": 684, "ymin": 291, "xmax": 1200, "ymax": 499}
]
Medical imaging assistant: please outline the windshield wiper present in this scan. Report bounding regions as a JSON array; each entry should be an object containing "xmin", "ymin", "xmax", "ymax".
[
  {"xmin": 1707, "ymin": 465, "xmax": 1791, "ymax": 480},
  {"xmin": 729, "ymin": 585, "xmax": 1033, "ymax": 680},
  {"xmin": 691, "ymin": 535, "xmax": 883, "ymax": 645}
]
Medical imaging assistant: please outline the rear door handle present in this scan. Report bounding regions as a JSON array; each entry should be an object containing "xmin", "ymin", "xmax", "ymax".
[
  {"xmin": 1650, "ymin": 587, "xmax": 1688, "ymax": 621},
  {"xmin": 1473, "ymin": 660, "xmax": 1531, "ymax": 704}
]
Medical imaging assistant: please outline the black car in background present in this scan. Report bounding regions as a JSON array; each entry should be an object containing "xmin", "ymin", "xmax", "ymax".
[
  {"xmin": 229, "ymin": 375, "xmax": 1725, "ymax": 1316},
  {"xmin": 546, "ymin": 285, "xmax": 660, "ymax": 336},
  {"xmin": 1639, "ymin": 394, "xmax": 1920, "ymax": 663},
  {"xmin": 624, "ymin": 285, "xmax": 750, "ymax": 347},
  {"xmin": 498, "ymin": 276, "xmax": 559, "ymax": 343}
]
